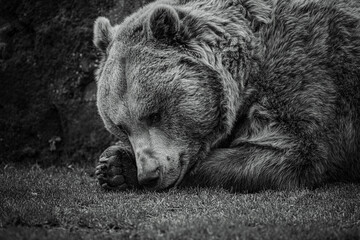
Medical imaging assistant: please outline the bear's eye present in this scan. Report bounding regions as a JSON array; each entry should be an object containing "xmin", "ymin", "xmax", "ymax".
[
  {"xmin": 117, "ymin": 124, "xmax": 130, "ymax": 135},
  {"xmin": 145, "ymin": 112, "xmax": 162, "ymax": 126}
]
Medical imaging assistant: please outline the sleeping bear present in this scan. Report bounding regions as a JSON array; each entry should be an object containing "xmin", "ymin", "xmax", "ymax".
[{"xmin": 93, "ymin": 0, "xmax": 360, "ymax": 192}]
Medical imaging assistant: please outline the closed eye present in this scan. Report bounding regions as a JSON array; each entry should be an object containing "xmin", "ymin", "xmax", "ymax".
[
  {"xmin": 140, "ymin": 112, "xmax": 162, "ymax": 126},
  {"xmin": 117, "ymin": 124, "xmax": 130, "ymax": 135}
]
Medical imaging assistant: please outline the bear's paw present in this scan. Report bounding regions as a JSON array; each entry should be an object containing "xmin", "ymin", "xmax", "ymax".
[{"xmin": 95, "ymin": 145, "xmax": 139, "ymax": 191}]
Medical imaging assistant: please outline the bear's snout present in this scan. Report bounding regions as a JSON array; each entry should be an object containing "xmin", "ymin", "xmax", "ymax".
[
  {"xmin": 128, "ymin": 130, "xmax": 185, "ymax": 190},
  {"xmin": 135, "ymin": 148, "xmax": 162, "ymax": 189},
  {"xmin": 137, "ymin": 159, "xmax": 161, "ymax": 189}
]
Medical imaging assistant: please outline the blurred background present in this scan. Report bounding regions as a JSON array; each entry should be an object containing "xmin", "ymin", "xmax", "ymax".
[{"xmin": 0, "ymin": 0, "xmax": 153, "ymax": 166}]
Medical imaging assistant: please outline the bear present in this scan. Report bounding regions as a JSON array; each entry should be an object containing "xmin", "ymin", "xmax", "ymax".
[{"xmin": 93, "ymin": 0, "xmax": 360, "ymax": 192}]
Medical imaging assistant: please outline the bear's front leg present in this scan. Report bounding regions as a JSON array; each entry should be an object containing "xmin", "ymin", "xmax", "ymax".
[
  {"xmin": 182, "ymin": 144, "xmax": 326, "ymax": 192},
  {"xmin": 95, "ymin": 143, "xmax": 140, "ymax": 190}
]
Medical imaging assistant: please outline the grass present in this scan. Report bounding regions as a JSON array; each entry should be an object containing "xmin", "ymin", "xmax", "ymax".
[{"xmin": 0, "ymin": 164, "xmax": 359, "ymax": 240}]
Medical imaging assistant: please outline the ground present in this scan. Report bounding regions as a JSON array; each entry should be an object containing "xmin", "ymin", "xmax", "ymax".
[{"xmin": 0, "ymin": 164, "xmax": 359, "ymax": 240}]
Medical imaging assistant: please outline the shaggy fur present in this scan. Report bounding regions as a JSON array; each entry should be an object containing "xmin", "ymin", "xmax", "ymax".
[{"xmin": 94, "ymin": 0, "xmax": 360, "ymax": 192}]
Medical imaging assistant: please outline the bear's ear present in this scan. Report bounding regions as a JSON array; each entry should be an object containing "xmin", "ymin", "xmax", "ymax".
[
  {"xmin": 147, "ymin": 5, "xmax": 181, "ymax": 41},
  {"xmin": 93, "ymin": 17, "xmax": 114, "ymax": 52}
]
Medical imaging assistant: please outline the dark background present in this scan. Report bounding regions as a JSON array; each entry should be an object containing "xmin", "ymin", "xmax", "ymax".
[{"xmin": 0, "ymin": 0, "xmax": 152, "ymax": 166}]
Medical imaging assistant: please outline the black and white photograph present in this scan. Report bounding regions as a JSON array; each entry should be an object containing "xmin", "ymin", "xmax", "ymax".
[{"xmin": 1, "ymin": 0, "xmax": 360, "ymax": 239}]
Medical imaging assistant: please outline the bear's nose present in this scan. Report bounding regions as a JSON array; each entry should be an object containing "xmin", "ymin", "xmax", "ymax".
[{"xmin": 138, "ymin": 165, "xmax": 160, "ymax": 189}]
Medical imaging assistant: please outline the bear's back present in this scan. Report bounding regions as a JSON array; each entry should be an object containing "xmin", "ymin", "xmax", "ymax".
[{"xmin": 251, "ymin": 0, "xmax": 360, "ymax": 179}]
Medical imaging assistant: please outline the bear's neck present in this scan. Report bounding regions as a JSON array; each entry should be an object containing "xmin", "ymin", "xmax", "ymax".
[
  {"xmin": 194, "ymin": 0, "xmax": 269, "ymax": 145},
  {"xmin": 183, "ymin": 1, "xmax": 268, "ymax": 147},
  {"xmin": 182, "ymin": 0, "xmax": 266, "ymax": 90},
  {"xmin": 217, "ymin": 15, "xmax": 263, "ymax": 90}
]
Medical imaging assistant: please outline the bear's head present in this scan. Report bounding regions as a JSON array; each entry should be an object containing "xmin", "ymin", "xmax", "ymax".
[{"xmin": 93, "ymin": 2, "xmax": 262, "ymax": 190}]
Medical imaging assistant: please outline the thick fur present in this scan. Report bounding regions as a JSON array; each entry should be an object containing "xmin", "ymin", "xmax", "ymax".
[{"xmin": 94, "ymin": 0, "xmax": 360, "ymax": 192}]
